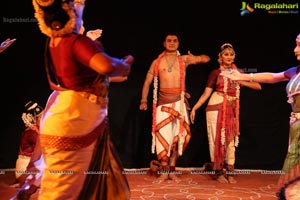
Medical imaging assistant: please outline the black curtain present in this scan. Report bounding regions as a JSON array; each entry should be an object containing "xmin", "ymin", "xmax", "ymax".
[{"xmin": 0, "ymin": 0, "xmax": 298, "ymax": 170}]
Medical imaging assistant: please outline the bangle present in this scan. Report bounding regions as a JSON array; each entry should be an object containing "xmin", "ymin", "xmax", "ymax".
[{"xmin": 249, "ymin": 73, "xmax": 254, "ymax": 82}]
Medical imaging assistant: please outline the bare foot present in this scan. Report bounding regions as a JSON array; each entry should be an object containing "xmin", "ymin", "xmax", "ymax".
[
  {"xmin": 217, "ymin": 175, "xmax": 228, "ymax": 183},
  {"xmin": 157, "ymin": 173, "xmax": 169, "ymax": 182},
  {"xmin": 168, "ymin": 173, "xmax": 181, "ymax": 182},
  {"xmin": 228, "ymin": 176, "xmax": 237, "ymax": 183}
]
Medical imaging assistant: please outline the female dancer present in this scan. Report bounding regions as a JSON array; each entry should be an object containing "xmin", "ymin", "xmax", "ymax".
[
  {"xmin": 190, "ymin": 43, "xmax": 261, "ymax": 183},
  {"xmin": 221, "ymin": 34, "xmax": 300, "ymax": 198}
]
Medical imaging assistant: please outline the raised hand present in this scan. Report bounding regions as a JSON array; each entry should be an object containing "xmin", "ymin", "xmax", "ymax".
[
  {"xmin": 0, "ymin": 38, "xmax": 16, "ymax": 53},
  {"xmin": 185, "ymin": 50, "xmax": 210, "ymax": 65},
  {"xmin": 220, "ymin": 69, "xmax": 242, "ymax": 80},
  {"xmin": 86, "ymin": 29, "xmax": 103, "ymax": 41}
]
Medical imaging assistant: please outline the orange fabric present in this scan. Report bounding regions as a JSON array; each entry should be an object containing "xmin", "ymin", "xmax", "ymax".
[
  {"xmin": 160, "ymin": 88, "xmax": 181, "ymax": 94},
  {"xmin": 155, "ymin": 105, "xmax": 191, "ymax": 161}
]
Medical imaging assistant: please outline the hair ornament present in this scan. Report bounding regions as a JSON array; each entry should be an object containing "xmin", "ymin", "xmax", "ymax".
[
  {"xmin": 32, "ymin": 0, "xmax": 76, "ymax": 37},
  {"xmin": 218, "ymin": 43, "xmax": 235, "ymax": 64},
  {"xmin": 220, "ymin": 43, "xmax": 233, "ymax": 51}
]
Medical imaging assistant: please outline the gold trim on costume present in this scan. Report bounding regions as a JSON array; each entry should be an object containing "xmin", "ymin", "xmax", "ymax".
[
  {"xmin": 217, "ymin": 92, "xmax": 238, "ymax": 101},
  {"xmin": 78, "ymin": 91, "xmax": 108, "ymax": 107},
  {"xmin": 40, "ymin": 120, "xmax": 106, "ymax": 150}
]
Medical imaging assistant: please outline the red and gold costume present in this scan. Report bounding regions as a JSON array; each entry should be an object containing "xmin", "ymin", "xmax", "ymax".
[{"xmin": 205, "ymin": 66, "xmax": 240, "ymax": 173}]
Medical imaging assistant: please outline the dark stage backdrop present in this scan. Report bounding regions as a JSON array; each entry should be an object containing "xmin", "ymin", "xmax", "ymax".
[{"xmin": 0, "ymin": 1, "xmax": 299, "ymax": 169}]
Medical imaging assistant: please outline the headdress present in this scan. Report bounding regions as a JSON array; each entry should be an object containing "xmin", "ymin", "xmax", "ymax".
[
  {"xmin": 32, "ymin": 0, "xmax": 78, "ymax": 37},
  {"xmin": 218, "ymin": 43, "xmax": 235, "ymax": 64},
  {"xmin": 220, "ymin": 43, "xmax": 234, "ymax": 51},
  {"xmin": 21, "ymin": 101, "xmax": 44, "ymax": 128}
]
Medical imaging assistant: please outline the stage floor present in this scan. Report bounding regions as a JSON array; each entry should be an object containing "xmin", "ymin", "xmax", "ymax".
[{"xmin": 1, "ymin": 168, "xmax": 280, "ymax": 200}]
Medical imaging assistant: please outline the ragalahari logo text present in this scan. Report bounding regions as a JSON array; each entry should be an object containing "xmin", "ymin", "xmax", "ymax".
[{"xmin": 240, "ymin": 1, "xmax": 299, "ymax": 16}]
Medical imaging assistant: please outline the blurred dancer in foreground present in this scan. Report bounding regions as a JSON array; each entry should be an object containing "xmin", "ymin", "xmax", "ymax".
[{"xmin": 32, "ymin": 0, "xmax": 134, "ymax": 199}]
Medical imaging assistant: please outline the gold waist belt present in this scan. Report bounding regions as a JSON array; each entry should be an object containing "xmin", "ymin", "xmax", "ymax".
[
  {"xmin": 217, "ymin": 92, "xmax": 238, "ymax": 101},
  {"xmin": 78, "ymin": 91, "xmax": 108, "ymax": 107}
]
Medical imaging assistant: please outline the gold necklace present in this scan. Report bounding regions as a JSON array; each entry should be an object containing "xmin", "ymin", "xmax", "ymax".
[{"xmin": 165, "ymin": 55, "xmax": 177, "ymax": 72}]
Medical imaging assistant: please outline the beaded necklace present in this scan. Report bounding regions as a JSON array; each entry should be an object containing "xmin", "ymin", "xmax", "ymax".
[{"xmin": 165, "ymin": 55, "xmax": 177, "ymax": 72}]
